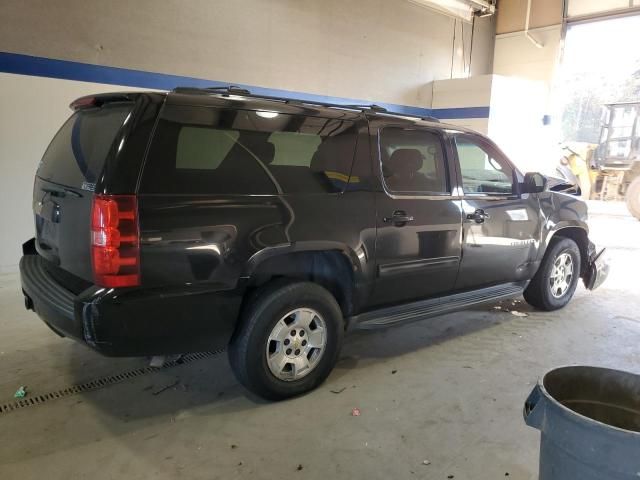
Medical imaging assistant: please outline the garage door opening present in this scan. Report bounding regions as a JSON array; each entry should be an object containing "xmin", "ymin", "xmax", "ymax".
[{"xmin": 553, "ymin": 14, "xmax": 640, "ymax": 209}]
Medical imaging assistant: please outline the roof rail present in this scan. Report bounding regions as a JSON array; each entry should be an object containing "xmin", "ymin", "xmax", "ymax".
[
  {"xmin": 342, "ymin": 104, "xmax": 387, "ymax": 113},
  {"xmin": 172, "ymin": 86, "xmax": 392, "ymax": 112},
  {"xmin": 173, "ymin": 85, "xmax": 251, "ymax": 96},
  {"xmin": 170, "ymin": 87, "xmax": 440, "ymax": 121}
]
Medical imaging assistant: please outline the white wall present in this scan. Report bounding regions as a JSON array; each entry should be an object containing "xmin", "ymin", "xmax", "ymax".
[
  {"xmin": 429, "ymin": 74, "xmax": 551, "ymax": 173},
  {"xmin": 0, "ymin": 0, "xmax": 496, "ymax": 271},
  {"xmin": 431, "ymin": 75, "xmax": 494, "ymax": 133},
  {"xmin": 491, "ymin": 20, "xmax": 564, "ymax": 175},
  {"xmin": 493, "ymin": 25, "xmax": 562, "ymax": 97},
  {"xmin": 488, "ymin": 76, "xmax": 551, "ymax": 174},
  {"xmin": 0, "ymin": 0, "xmax": 495, "ymax": 107}
]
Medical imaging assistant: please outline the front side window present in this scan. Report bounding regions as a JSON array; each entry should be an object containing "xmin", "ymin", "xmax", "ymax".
[
  {"xmin": 379, "ymin": 127, "xmax": 449, "ymax": 194},
  {"xmin": 141, "ymin": 106, "xmax": 357, "ymax": 195},
  {"xmin": 454, "ymin": 136, "xmax": 514, "ymax": 195}
]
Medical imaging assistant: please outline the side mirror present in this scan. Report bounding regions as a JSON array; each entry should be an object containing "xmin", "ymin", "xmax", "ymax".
[{"xmin": 521, "ymin": 172, "xmax": 547, "ymax": 194}]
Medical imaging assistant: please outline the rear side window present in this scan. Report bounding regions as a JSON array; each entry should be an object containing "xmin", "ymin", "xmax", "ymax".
[
  {"xmin": 37, "ymin": 104, "xmax": 132, "ymax": 188},
  {"xmin": 140, "ymin": 105, "xmax": 357, "ymax": 195},
  {"xmin": 176, "ymin": 128, "xmax": 239, "ymax": 170}
]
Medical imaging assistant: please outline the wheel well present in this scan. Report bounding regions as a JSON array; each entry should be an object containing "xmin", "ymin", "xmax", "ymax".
[
  {"xmin": 550, "ymin": 227, "xmax": 589, "ymax": 274},
  {"xmin": 244, "ymin": 251, "xmax": 355, "ymax": 316}
]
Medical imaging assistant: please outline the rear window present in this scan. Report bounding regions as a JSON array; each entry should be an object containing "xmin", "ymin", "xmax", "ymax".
[
  {"xmin": 37, "ymin": 104, "xmax": 132, "ymax": 188},
  {"xmin": 140, "ymin": 105, "xmax": 357, "ymax": 195}
]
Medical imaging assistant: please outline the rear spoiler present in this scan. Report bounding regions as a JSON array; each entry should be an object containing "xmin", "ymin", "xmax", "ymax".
[{"xmin": 70, "ymin": 93, "xmax": 136, "ymax": 110}]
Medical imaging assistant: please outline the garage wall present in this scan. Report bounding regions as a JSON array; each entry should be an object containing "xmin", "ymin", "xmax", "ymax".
[
  {"xmin": 0, "ymin": 0, "xmax": 496, "ymax": 272},
  {"xmin": 493, "ymin": 25, "xmax": 562, "ymax": 86},
  {"xmin": 494, "ymin": 0, "xmax": 563, "ymax": 88}
]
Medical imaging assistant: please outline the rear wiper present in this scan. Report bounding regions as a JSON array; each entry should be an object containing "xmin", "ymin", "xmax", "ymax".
[{"xmin": 42, "ymin": 186, "xmax": 82, "ymax": 198}]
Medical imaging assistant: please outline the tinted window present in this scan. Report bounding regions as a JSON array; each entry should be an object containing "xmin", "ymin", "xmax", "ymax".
[
  {"xmin": 37, "ymin": 104, "xmax": 132, "ymax": 188},
  {"xmin": 379, "ymin": 127, "xmax": 448, "ymax": 194},
  {"xmin": 455, "ymin": 136, "xmax": 514, "ymax": 194},
  {"xmin": 140, "ymin": 105, "xmax": 357, "ymax": 195},
  {"xmin": 176, "ymin": 128, "xmax": 239, "ymax": 170}
]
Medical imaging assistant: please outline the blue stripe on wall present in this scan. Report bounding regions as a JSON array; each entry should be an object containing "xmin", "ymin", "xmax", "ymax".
[{"xmin": 0, "ymin": 51, "xmax": 489, "ymax": 120}]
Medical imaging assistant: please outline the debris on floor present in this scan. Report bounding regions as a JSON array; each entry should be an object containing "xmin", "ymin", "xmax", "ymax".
[
  {"xmin": 296, "ymin": 464, "xmax": 303, "ymax": 471},
  {"xmin": 422, "ymin": 459, "xmax": 431, "ymax": 465},
  {"xmin": 391, "ymin": 369, "xmax": 398, "ymax": 374},
  {"xmin": 14, "ymin": 385, "xmax": 27, "ymax": 398},
  {"xmin": 351, "ymin": 407, "xmax": 361, "ymax": 416},
  {"xmin": 230, "ymin": 444, "xmax": 238, "ymax": 449},
  {"xmin": 149, "ymin": 356, "xmax": 166, "ymax": 368},
  {"xmin": 152, "ymin": 379, "xmax": 180, "ymax": 395},
  {"xmin": 149, "ymin": 354, "xmax": 184, "ymax": 368},
  {"xmin": 510, "ymin": 310, "xmax": 529, "ymax": 317},
  {"xmin": 330, "ymin": 387, "xmax": 346, "ymax": 394}
]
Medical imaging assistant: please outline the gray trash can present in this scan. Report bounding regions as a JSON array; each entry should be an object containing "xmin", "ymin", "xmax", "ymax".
[{"xmin": 524, "ymin": 366, "xmax": 640, "ymax": 480}]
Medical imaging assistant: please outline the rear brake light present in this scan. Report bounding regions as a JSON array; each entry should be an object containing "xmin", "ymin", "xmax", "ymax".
[
  {"xmin": 91, "ymin": 195, "xmax": 140, "ymax": 287},
  {"xmin": 70, "ymin": 96, "xmax": 96, "ymax": 110}
]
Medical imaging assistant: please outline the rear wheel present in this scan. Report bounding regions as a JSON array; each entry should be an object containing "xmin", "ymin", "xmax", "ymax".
[
  {"xmin": 524, "ymin": 238, "xmax": 581, "ymax": 311},
  {"xmin": 228, "ymin": 281, "xmax": 344, "ymax": 400},
  {"xmin": 626, "ymin": 176, "xmax": 640, "ymax": 220}
]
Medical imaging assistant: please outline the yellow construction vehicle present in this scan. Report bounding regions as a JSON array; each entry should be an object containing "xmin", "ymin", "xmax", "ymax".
[{"xmin": 591, "ymin": 101, "xmax": 640, "ymax": 219}]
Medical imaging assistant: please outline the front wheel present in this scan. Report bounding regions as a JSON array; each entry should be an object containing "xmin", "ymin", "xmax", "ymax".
[
  {"xmin": 524, "ymin": 238, "xmax": 581, "ymax": 311},
  {"xmin": 626, "ymin": 176, "xmax": 640, "ymax": 220},
  {"xmin": 228, "ymin": 281, "xmax": 344, "ymax": 401}
]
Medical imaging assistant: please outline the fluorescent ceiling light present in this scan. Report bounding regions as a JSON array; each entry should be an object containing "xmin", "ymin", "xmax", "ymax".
[{"xmin": 408, "ymin": 0, "xmax": 494, "ymax": 22}]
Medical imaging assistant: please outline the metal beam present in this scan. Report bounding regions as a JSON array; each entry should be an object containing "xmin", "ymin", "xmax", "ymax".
[{"xmin": 566, "ymin": 5, "xmax": 640, "ymax": 25}]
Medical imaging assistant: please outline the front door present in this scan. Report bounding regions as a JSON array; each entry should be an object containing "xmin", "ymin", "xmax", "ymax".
[
  {"xmin": 451, "ymin": 133, "xmax": 542, "ymax": 290},
  {"xmin": 371, "ymin": 125, "xmax": 462, "ymax": 307}
]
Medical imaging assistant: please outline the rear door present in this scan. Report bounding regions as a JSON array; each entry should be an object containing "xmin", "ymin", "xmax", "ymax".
[
  {"xmin": 33, "ymin": 101, "xmax": 134, "ymax": 282},
  {"xmin": 451, "ymin": 133, "xmax": 541, "ymax": 289},
  {"xmin": 371, "ymin": 125, "xmax": 462, "ymax": 307}
]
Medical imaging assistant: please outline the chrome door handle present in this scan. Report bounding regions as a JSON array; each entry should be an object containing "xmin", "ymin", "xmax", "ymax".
[{"xmin": 384, "ymin": 211, "xmax": 415, "ymax": 226}]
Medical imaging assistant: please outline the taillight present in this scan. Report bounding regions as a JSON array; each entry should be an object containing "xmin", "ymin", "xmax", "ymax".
[
  {"xmin": 91, "ymin": 194, "xmax": 140, "ymax": 287},
  {"xmin": 70, "ymin": 96, "xmax": 96, "ymax": 110}
]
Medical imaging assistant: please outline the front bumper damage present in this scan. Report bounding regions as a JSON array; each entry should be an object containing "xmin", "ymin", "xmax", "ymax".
[{"xmin": 583, "ymin": 241, "xmax": 609, "ymax": 291}]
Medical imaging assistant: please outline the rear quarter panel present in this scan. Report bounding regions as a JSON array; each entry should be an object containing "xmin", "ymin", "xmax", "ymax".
[{"xmin": 137, "ymin": 191, "xmax": 376, "ymax": 291}]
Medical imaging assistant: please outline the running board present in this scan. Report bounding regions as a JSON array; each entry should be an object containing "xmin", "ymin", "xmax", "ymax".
[{"xmin": 349, "ymin": 282, "xmax": 526, "ymax": 330}]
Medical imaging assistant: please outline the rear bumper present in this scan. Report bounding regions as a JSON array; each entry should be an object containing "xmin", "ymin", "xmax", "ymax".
[{"xmin": 20, "ymin": 254, "xmax": 243, "ymax": 356}]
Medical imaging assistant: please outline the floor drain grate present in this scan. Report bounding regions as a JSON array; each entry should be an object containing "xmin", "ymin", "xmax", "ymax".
[{"xmin": 0, "ymin": 350, "xmax": 222, "ymax": 415}]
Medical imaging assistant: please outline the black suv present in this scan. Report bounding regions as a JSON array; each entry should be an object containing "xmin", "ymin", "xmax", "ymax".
[{"xmin": 20, "ymin": 88, "xmax": 608, "ymax": 400}]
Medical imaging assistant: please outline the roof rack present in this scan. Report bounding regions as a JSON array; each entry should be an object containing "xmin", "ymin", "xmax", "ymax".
[
  {"xmin": 173, "ymin": 85, "xmax": 251, "ymax": 96},
  {"xmin": 172, "ymin": 86, "xmax": 389, "ymax": 112},
  {"xmin": 170, "ymin": 86, "xmax": 439, "ymax": 121}
]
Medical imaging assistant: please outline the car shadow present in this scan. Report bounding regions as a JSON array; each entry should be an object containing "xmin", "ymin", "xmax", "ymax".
[
  {"xmin": 0, "ymin": 297, "xmax": 535, "ymax": 464},
  {"xmin": 64, "ymin": 297, "xmax": 531, "ymax": 419}
]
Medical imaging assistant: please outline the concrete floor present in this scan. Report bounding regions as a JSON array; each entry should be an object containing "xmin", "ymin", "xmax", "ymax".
[{"xmin": 1, "ymin": 201, "xmax": 638, "ymax": 480}]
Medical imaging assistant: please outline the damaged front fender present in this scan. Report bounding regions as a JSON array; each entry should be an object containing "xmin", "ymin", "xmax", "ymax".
[{"xmin": 583, "ymin": 246, "xmax": 609, "ymax": 291}]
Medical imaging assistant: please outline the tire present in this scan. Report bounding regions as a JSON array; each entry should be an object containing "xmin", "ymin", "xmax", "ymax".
[
  {"xmin": 524, "ymin": 238, "xmax": 581, "ymax": 311},
  {"xmin": 228, "ymin": 280, "xmax": 344, "ymax": 400},
  {"xmin": 626, "ymin": 176, "xmax": 640, "ymax": 221}
]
